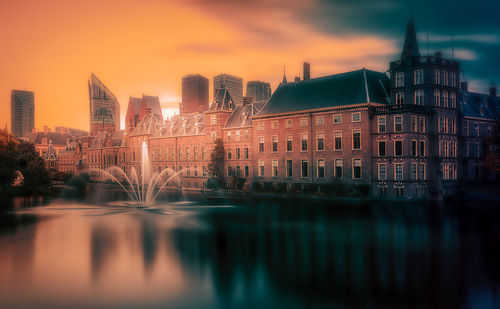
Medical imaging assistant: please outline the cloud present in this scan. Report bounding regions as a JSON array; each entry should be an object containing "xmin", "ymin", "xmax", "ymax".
[
  {"xmin": 424, "ymin": 33, "xmax": 500, "ymax": 44},
  {"xmin": 178, "ymin": 43, "xmax": 230, "ymax": 54}
]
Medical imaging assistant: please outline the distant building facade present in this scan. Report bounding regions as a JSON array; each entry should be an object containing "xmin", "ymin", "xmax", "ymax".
[
  {"xmin": 88, "ymin": 73, "xmax": 120, "ymax": 135},
  {"xmin": 303, "ymin": 62, "xmax": 311, "ymax": 80},
  {"xmin": 246, "ymin": 81, "xmax": 271, "ymax": 102},
  {"xmin": 181, "ymin": 74, "xmax": 209, "ymax": 115},
  {"xmin": 125, "ymin": 95, "xmax": 163, "ymax": 133},
  {"xmin": 460, "ymin": 83, "xmax": 499, "ymax": 181},
  {"xmin": 214, "ymin": 74, "xmax": 243, "ymax": 106},
  {"xmin": 11, "ymin": 90, "xmax": 34, "ymax": 138}
]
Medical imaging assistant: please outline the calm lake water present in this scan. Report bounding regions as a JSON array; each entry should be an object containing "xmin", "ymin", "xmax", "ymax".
[{"xmin": 0, "ymin": 191, "xmax": 499, "ymax": 308}]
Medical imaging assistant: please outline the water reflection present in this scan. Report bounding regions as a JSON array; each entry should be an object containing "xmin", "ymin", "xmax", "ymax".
[{"xmin": 0, "ymin": 197, "xmax": 499, "ymax": 308}]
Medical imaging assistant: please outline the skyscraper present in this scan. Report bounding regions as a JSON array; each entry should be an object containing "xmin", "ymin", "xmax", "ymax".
[
  {"xmin": 11, "ymin": 90, "xmax": 34, "ymax": 138},
  {"xmin": 88, "ymin": 73, "xmax": 120, "ymax": 135},
  {"xmin": 214, "ymin": 74, "xmax": 243, "ymax": 106},
  {"xmin": 303, "ymin": 62, "xmax": 311, "ymax": 80},
  {"xmin": 246, "ymin": 81, "xmax": 271, "ymax": 102},
  {"xmin": 181, "ymin": 74, "xmax": 209, "ymax": 115}
]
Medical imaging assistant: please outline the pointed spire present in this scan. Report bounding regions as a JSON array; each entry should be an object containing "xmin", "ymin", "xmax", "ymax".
[
  {"xmin": 282, "ymin": 65, "xmax": 287, "ymax": 84},
  {"xmin": 401, "ymin": 20, "xmax": 420, "ymax": 59}
]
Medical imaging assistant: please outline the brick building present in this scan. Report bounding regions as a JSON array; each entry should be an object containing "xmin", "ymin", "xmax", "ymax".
[{"xmin": 45, "ymin": 21, "xmax": 499, "ymax": 198}]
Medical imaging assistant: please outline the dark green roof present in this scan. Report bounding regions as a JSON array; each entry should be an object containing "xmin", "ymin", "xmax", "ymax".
[{"xmin": 257, "ymin": 69, "xmax": 390, "ymax": 116}]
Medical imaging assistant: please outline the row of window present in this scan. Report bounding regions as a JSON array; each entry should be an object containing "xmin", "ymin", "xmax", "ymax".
[
  {"xmin": 377, "ymin": 163, "xmax": 426, "ymax": 181},
  {"xmin": 434, "ymin": 90, "xmax": 457, "ymax": 108},
  {"xmin": 441, "ymin": 163, "xmax": 458, "ymax": 180},
  {"xmin": 256, "ymin": 112, "xmax": 362, "ymax": 130},
  {"xmin": 225, "ymin": 129, "xmax": 250, "ymax": 142},
  {"xmin": 438, "ymin": 141, "xmax": 457, "ymax": 158},
  {"xmin": 227, "ymin": 165, "xmax": 250, "ymax": 178},
  {"xmin": 258, "ymin": 130, "xmax": 362, "ymax": 152},
  {"xmin": 464, "ymin": 121, "xmax": 490, "ymax": 137},
  {"xmin": 377, "ymin": 140, "xmax": 426, "ymax": 157},
  {"xmin": 466, "ymin": 143, "xmax": 481, "ymax": 158},
  {"xmin": 257, "ymin": 158, "xmax": 362, "ymax": 179},
  {"xmin": 394, "ymin": 70, "xmax": 457, "ymax": 87},
  {"xmin": 155, "ymin": 165, "xmax": 208, "ymax": 177},
  {"xmin": 227, "ymin": 147, "xmax": 250, "ymax": 160},
  {"xmin": 377, "ymin": 115, "xmax": 425, "ymax": 133},
  {"xmin": 438, "ymin": 117, "xmax": 457, "ymax": 134},
  {"xmin": 394, "ymin": 90, "xmax": 457, "ymax": 107}
]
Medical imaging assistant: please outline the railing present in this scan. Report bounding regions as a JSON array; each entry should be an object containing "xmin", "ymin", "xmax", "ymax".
[{"xmin": 372, "ymin": 104, "xmax": 428, "ymax": 114}]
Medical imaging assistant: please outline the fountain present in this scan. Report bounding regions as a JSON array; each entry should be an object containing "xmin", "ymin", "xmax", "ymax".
[{"xmin": 86, "ymin": 141, "xmax": 184, "ymax": 207}]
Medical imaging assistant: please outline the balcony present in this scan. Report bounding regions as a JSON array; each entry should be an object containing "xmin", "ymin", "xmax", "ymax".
[{"xmin": 372, "ymin": 104, "xmax": 428, "ymax": 114}]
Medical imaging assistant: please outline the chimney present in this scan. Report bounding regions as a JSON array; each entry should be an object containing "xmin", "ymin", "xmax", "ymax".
[
  {"xmin": 294, "ymin": 76, "xmax": 300, "ymax": 82},
  {"xmin": 435, "ymin": 51, "xmax": 442, "ymax": 58},
  {"xmin": 461, "ymin": 82, "xmax": 468, "ymax": 92},
  {"xmin": 489, "ymin": 86, "xmax": 497, "ymax": 97},
  {"xmin": 303, "ymin": 62, "xmax": 310, "ymax": 80}
]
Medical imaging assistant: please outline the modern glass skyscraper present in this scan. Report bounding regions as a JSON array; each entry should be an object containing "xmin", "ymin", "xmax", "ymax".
[
  {"xmin": 246, "ymin": 81, "xmax": 271, "ymax": 102},
  {"xmin": 11, "ymin": 90, "xmax": 34, "ymax": 138},
  {"xmin": 214, "ymin": 74, "xmax": 243, "ymax": 106},
  {"xmin": 88, "ymin": 73, "xmax": 120, "ymax": 135},
  {"xmin": 181, "ymin": 74, "xmax": 209, "ymax": 115}
]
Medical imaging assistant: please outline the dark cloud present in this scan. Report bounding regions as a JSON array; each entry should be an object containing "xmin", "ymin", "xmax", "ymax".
[
  {"xmin": 301, "ymin": 0, "xmax": 500, "ymax": 91},
  {"xmin": 187, "ymin": 0, "xmax": 500, "ymax": 91}
]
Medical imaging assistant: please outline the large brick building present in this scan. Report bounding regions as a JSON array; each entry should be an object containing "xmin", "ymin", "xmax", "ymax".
[{"xmin": 45, "ymin": 21, "xmax": 499, "ymax": 199}]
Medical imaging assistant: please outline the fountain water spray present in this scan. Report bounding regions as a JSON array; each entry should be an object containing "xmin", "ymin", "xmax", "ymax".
[{"xmin": 85, "ymin": 141, "xmax": 184, "ymax": 207}]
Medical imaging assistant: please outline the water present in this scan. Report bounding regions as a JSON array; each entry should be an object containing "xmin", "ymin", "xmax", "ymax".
[{"xmin": 1, "ymin": 194, "xmax": 500, "ymax": 308}]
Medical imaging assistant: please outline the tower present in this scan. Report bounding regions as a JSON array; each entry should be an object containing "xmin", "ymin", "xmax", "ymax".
[
  {"xmin": 181, "ymin": 74, "xmax": 209, "ymax": 114},
  {"xmin": 11, "ymin": 90, "xmax": 34, "ymax": 138},
  {"xmin": 388, "ymin": 20, "xmax": 460, "ymax": 197},
  {"xmin": 88, "ymin": 73, "xmax": 120, "ymax": 135}
]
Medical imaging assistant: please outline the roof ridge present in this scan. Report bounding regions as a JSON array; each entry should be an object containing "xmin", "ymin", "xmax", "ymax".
[{"xmin": 363, "ymin": 68, "xmax": 370, "ymax": 103}]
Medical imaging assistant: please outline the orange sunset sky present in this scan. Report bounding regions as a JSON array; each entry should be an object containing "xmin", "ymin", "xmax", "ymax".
[
  {"xmin": 0, "ymin": 0, "xmax": 398, "ymax": 131},
  {"xmin": 4, "ymin": 0, "xmax": 496, "ymax": 132}
]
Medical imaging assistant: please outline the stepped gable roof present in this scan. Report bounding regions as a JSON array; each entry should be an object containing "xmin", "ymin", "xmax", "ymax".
[
  {"xmin": 24, "ymin": 132, "xmax": 72, "ymax": 145},
  {"xmin": 401, "ymin": 20, "xmax": 420, "ymax": 58},
  {"xmin": 461, "ymin": 90, "xmax": 499, "ymax": 121},
  {"xmin": 132, "ymin": 110, "xmax": 164, "ymax": 136},
  {"xmin": 139, "ymin": 95, "xmax": 163, "ymax": 121},
  {"xmin": 209, "ymin": 88, "xmax": 235, "ymax": 111},
  {"xmin": 257, "ymin": 68, "xmax": 390, "ymax": 116},
  {"xmin": 44, "ymin": 142, "xmax": 57, "ymax": 160}
]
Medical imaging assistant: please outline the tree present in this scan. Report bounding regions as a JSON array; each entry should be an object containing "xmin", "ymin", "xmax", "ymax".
[
  {"xmin": 208, "ymin": 138, "xmax": 225, "ymax": 187},
  {"xmin": 0, "ymin": 130, "xmax": 51, "ymax": 194},
  {"xmin": 17, "ymin": 141, "xmax": 51, "ymax": 193},
  {"xmin": 0, "ymin": 130, "xmax": 18, "ymax": 187}
]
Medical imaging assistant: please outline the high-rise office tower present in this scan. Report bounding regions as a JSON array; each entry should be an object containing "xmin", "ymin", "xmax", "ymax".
[
  {"xmin": 88, "ymin": 73, "xmax": 120, "ymax": 135},
  {"xmin": 303, "ymin": 62, "xmax": 311, "ymax": 80},
  {"xmin": 181, "ymin": 74, "xmax": 209, "ymax": 115},
  {"xmin": 214, "ymin": 74, "xmax": 243, "ymax": 106},
  {"xmin": 246, "ymin": 81, "xmax": 271, "ymax": 102},
  {"xmin": 11, "ymin": 90, "xmax": 35, "ymax": 138}
]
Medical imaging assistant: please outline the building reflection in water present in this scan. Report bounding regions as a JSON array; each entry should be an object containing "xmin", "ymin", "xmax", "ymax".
[
  {"xmin": 168, "ymin": 199, "xmax": 500, "ymax": 308},
  {"xmin": 0, "ymin": 198, "xmax": 500, "ymax": 308}
]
